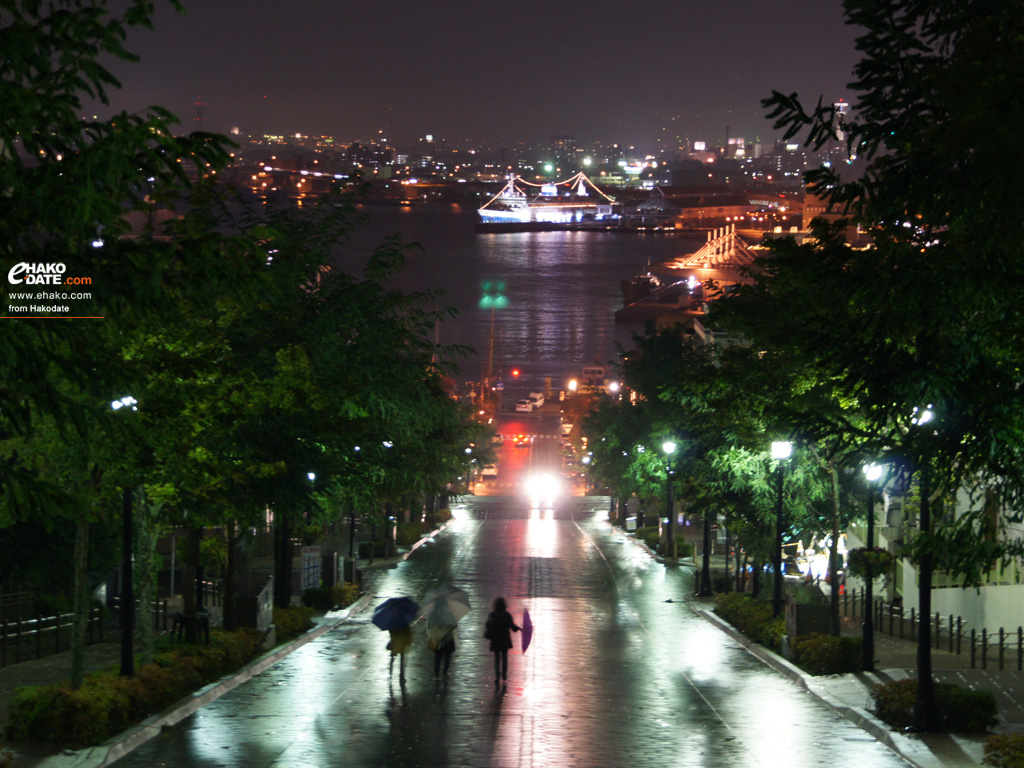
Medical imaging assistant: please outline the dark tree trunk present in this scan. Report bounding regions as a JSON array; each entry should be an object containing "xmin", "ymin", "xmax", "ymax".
[
  {"xmin": 70, "ymin": 519, "xmax": 89, "ymax": 689},
  {"xmin": 183, "ymin": 527, "xmax": 202, "ymax": 644},
  {"xmin": 274, "ymin": 516, "xmax": 293, "ymax": 609},
  {"xmin": 224, "ymin": 520, "xmax": 237, "ymax": 631}
]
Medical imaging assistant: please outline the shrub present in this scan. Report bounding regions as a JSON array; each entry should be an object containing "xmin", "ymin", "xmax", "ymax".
[
  {"xmin": 357, "ymin": 541, "xmax": 387, "ymax": 559},
  {"xmin": 635, "ymin": 526, "xmax": 660, "ymax": 550},
  {"xmin": 396, "ymin": 521, "xmax": 423, "ymax": 546},
  {"xmin": 273, "ymin": 606, "xmax": 314, "ymax": 642},
  {"xmin": 871, "ymin": 678, "xmax": 998, "ymax": 733},
  {"xmin": 985, "ymin": 733, "xmax": 1024, "ymax": 767},
  {"xmin": 713, "ymin": 592, "xmax": 785, "ymax": 651},
  {"xmin": 675, "ymin": 537, "xmax": 694, "ymax": 559},
  {"xmin": 301, "ymin": 583, "xmax": 360, "ymax": 610},
  {"xmin": 633, "ymin": 526, "xmax": 693, "ymax": 559},
  {"xmin": 790, "ymin": 633, "xmax": 862, "ymax": 675},
  {"xmin": 847, "ymin": 546, "xmax": 896, "ymax": 588},
  {"xmin": 6, "ymin": 628, "xmax": 265, "ymax": 746}
]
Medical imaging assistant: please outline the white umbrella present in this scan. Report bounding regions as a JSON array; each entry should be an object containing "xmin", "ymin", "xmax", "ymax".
[{"xmin": 419, "ymin": 585, "xmax": 471, "ymax": 626}]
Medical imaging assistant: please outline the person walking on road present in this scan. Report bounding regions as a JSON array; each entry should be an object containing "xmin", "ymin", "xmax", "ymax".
[
  {"xmin": 484, "ymin": 597, "xmax": 520, "ymax": 684},
  {"xmin": 427, "ymin": 622, "xmax": 457, "ymax": 678},
  {"xmin": 387, "ymin": 624, "xmax": 413, "ymax": 683}
]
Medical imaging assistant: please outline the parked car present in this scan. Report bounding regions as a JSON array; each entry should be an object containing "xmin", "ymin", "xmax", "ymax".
[{"xmin": 482, "ymin": 464, "xmax": 498, "ymax": 478}]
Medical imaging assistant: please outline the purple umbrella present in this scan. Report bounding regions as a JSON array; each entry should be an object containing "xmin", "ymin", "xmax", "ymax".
[{"xmin": 521, "ymin": 608, "xmax": 533, "ymax": 653}]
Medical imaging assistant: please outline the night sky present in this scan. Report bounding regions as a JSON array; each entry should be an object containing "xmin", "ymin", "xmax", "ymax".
[{"xmin": 103, "ymin": 0, "xmax": 862, "ymax": 151}]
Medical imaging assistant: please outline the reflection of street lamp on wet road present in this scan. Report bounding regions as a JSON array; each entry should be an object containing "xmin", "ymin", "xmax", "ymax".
[
  {"xmin": 111, "ymin": 395, "xmax": 137, "ymax": 677},
  {"xmin": 771, "ymin": 440, "xmax": 792, "ymax": 619},
  {"xmin": 861, "ymin": 462, "xmax": 882, "ymax": 671}
]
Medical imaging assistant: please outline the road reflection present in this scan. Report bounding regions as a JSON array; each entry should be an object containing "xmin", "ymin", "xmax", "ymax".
[{"xmin": 110, "ymin": 497, "xmax": 910, "ymax": 768}]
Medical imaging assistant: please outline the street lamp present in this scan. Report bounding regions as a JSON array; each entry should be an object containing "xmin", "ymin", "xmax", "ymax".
[
  {"xmin": 662, "ymin": 441, "xmax": 677, "ymax": 560},
  {"xmin": 697, "ymin": 503, "xmax": 714, "ymax": 599},
  {"xmin": 771, "ymin": 440, "xmax": 793, "ymax": 618},
  {"xmin": 861, "ymin": 462, "xmax": 883, "ymax": 671},
  {"xmin": 111, "ymin": 396, "xmax": 138, "ymax": 677},
  {"xmin": 909, "ymin": 404, "xmax": 937, "ymax": 732}
]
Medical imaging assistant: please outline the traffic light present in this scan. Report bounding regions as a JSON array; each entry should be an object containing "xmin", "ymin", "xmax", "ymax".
[{"xmin": 511, "ymin": 368, "xmax": 520, "ymax": 378}]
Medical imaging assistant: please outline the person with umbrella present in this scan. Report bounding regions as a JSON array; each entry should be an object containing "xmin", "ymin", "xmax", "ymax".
[
  {"xmin": 420, "ymin": 585, "xmax": 471, "ymax": 679},
  {"xmin": 426, "ymin": 621, "xmax": 457, "ymax": 678},
  {"xmin": 484, "ymin": 596, "xmax": 520, "ymax": 684},
  {"xmin": 372, "ymin": 597, "xmax": 418, "ymax": 684}
]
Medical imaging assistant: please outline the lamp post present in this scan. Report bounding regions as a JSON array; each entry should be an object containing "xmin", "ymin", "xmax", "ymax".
[
  {"xmin": 662, "ymin": 441, "xmax": 677, "ymax": 560},
  {"xmin": 771, "ymin": 440, "xmax": 792, "ymax": 619},
  {"xmin": 111, "ymin": 396, "xmax": 137, "ymax": 677},
  {"xmin": 861, "ymin": 462, "xmax": 883, "ymax": 671},
  {"xmin": 909, "ymin": 405, "xmax": 937, "ymax": 732},
  {"xmin": 697, "ymin": 506, "xmax": 713, "ymax": 597}
]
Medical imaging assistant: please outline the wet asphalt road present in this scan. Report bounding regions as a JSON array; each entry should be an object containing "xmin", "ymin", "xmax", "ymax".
[{"xmin": 111, "ymin": 497, "xmax": 909, "ymax": 767}]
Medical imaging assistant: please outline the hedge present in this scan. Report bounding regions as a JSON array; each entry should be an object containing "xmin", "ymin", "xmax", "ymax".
[
  {"xmin": 273, "ymin": 606, "xmax": 315, "ymax": 642},
  {"xmin": 871, "ymin": 678, "xmax": 998, "ymax": 733},
  {"xmin": 985, "ymin": 733, "xmax": 1024, "ymax": 767},
  {"xmin": 713, "ymin": 592, "xmax": 785, "ymax": 652},
  {"xmin": 396, "ymin": 521, "xmax": 423, "ymax": 546},
  {"xmin": 301, "ymin": 583, "xmax": 361, "ymax": 611},
  {"xmin": 633, "ymin": 526, "xmax": 694, "ymax": 559},
  {"xmin": 6, "ymin": 628, "xmax": 265, "ymax": 746},
  {"xmin": 790, "ymin": 632, "xmax": 862, "ymax": 675}
]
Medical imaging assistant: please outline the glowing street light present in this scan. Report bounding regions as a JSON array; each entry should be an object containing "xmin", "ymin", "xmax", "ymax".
[
  {"xmin": 662, "ymin": 441, "xmax": 678, "ymax": 560},
  {"xmin": 111, "ymin": 395, "xmax": 138, "ymax": 677},
  {"xmin": 910, "ymin": 405, "xmax": 938, "ymax": 733},
  {"xmin": 861, "ymin": 462, "xmax": 883, "ymax": 671}
]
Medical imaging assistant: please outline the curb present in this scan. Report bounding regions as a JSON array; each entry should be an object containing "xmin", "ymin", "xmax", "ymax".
[
  {"xmin": 29, "ymin": 594, "xmax": 374, "ymax": 768},
  {"xmin": 690, "ymin": 605, "xmax": 939, "ymax": 768},
  {"xmin": 354, "ymin": 519, "xmax": 453, "ymax": 570},
  {"xmin": 608, "ymin": 524, "xmax": 696, "ymax": 568}
]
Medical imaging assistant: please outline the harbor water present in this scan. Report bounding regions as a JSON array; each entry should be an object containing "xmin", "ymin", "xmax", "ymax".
[{"xmin": 338, "ymin": 203, "xmax": 704, "ymax": 398}]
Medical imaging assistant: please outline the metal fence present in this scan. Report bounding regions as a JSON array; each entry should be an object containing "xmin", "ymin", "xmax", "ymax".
[
  {"xmin": 840, "ymin": 586, "xmax": 1024, "ymax": 672},
  {"xmin": 0, "ymin": 583, "xmax": 35, "ymax": 622},
  {"xmin": 0, "ymin": 606, "xmax": 105, "ymax": 667},
  {"xmin": 0, "ymin": 599, "xmax": 170, "ymax": 668}
]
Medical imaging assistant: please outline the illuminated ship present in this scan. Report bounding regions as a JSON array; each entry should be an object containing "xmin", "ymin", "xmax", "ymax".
[{"xmin": 477, "ymin": 172, "xmax": 616, "ymax": 224}]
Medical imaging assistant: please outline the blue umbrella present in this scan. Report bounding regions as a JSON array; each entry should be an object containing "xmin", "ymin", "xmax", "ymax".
[{"xmin": 372, "ymin": 597, "xmax": 419, "ymax": 631}]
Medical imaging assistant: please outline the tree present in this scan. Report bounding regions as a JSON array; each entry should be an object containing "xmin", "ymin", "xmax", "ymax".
[{"xmin": 756, "ymin": 0, "xmax": 1024, "ymax": 731}]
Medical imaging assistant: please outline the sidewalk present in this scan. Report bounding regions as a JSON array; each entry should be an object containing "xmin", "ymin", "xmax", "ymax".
[
  {"xmin": 0, "ymin": 597, "xmax": 373, "ymax": 768},
  {"xmin": 618, "ymin": 521, "xmax": 1020, "ymax": 767},
  {"xmin": 0, "ymin": 522, "xmax": 451, "ymax": 767},
  {"xmin": 694, "ymin": 602, "xmax": 1013, "ymax": 768}
]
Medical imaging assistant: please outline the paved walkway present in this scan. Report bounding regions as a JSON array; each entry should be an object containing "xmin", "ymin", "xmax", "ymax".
[{"xmin": 0, "ymin": 521, "xmax": 1019, "ymax": 767}]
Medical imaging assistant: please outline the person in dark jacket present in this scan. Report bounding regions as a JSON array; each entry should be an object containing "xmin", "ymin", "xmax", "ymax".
[
  {"xmin": 427, "ymin": 622, "xmax": 457, "ymax": 678},
  {"xmin": 484, "ymin": 596, "xmax": 520, "ymax": 683}
]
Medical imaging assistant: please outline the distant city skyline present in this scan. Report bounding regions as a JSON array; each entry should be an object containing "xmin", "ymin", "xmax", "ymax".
[{"xmin": 101, "ymin": 0, "xmax": 862, "ymax": 151}]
